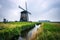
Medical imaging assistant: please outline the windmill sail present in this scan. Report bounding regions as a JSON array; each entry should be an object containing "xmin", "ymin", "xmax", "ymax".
[
  {"xmin": 25, "ymin": 1, "xmax": 27, "ymax": 10},
  {"xmin": 19, "ymin": 6, "xmax": 25, "ymax": 11}
]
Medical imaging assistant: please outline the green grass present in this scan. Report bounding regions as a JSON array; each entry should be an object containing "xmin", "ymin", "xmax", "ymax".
[
  {"xmin": 37, "ymin": 22, "xmax": 60, "ymax": 40},
  {"xmin": 1, "ymin": 22, "xmax": 60, "ymax": 40},
  {"xmin": 43, "ymin": 22, "xmax": 60, "ymax": 32},
  {"xmin": 0, "ymin": 22, "xmax": 39, "ymax": 40}
]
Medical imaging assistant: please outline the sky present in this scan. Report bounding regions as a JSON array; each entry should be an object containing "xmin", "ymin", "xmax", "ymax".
[{"xmin": 0, "ymin": 0, "xmax": 60, "ymax": 22}]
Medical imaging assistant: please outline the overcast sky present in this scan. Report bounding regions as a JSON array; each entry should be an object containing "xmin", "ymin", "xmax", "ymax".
[{"xmin": 0, "ymin": 0, "xmax": 60, "ymax": 22}]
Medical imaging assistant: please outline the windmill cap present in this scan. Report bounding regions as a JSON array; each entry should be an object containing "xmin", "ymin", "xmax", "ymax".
[{"xmin": 21, "ymin": 11, "xmax": 28, "ymax": 13}]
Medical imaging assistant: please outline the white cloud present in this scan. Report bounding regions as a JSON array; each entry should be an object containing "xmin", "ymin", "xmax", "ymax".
[
  {"xmin": 7, "ymin": 0, "xmax": 26, "ymax": 9},
  {"xmin": 6, "ymin": 9, "xmax": 20, "ymax": 21},
  {"xmin": 41, "ymin": 2, "xmax": 48, "ymax": 9},
  {"xmin": 7, "ymin": 0, "xmax": 20, "ymax": 4},
  {"xmin": 0, "ymin": 0, "xmax": 60, "ymax": 22},
  {"xmin": 0, "ymin": 8, "xmax": 20, "ymax": 21},
  {"xmin": 0, "ymin": 4, "xmax": 2, "ymax": 9},
  {"xmin": 40, "ymin": 8, "xmax": 60, "ymax": 21}
]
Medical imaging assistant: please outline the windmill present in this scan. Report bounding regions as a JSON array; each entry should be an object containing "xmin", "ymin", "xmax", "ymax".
[{"xmin": 19, "ymin": 1, "xmax": 31, "ymax": 22}]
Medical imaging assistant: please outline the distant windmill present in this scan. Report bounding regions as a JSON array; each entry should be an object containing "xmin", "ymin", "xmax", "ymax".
[{"xmin": 19, "ymin": 1, "xmax": 31, "ymax": 22}]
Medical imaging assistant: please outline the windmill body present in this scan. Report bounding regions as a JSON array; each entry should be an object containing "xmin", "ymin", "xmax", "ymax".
[
  {"xmin": 20, "ymin": 10, "xmax": 28, "ymax": 22},
  {"xmin": 19, "ymin": 2, "xmax": 31, "ymax": 22}
]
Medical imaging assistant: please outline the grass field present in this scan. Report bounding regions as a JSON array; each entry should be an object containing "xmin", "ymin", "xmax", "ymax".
[
  {"xmin": 37, "ymin": 22, "xmax": 60, "ymax": 40},
  {"xmin": 0, "ymin": 22, "xmax": 39, "ymax": 40},
  {"xmin": 0, "ymin": 22, "xmax": 60, "ymax": 40}
]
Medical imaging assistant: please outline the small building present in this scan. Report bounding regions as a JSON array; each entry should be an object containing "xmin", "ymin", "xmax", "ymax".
[
  {"xmin": 3, "ymin": 18, "xmax": 8, "ymax": 23},
  {"xmin": 39, "ymin": 20, "xmax": 50, "ymax": 22}
]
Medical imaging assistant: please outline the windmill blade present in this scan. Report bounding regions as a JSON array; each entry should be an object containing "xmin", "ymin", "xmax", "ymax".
[
  {"xmin": 25, "ymin": 1, "xmax": 27, "ymax": 10},
  {"xmin": 25, "ymin": 1, "xmax": 31, "ymax": 15},
  {"xmin": 27, "ymin": 11, "xmax": 31, "ymax": 14},
  {"xmin": 28, "ymin": 12, "xmax": 31, "ymax": 15},
  {"xmin": 19, "ymin": 5, "xmax": 25, "ymax": 11}
]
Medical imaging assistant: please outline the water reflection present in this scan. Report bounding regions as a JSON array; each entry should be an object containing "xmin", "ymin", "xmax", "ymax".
[{"xmin": 18, "ymin": 24, "xmax": 41, "ymax": 40}]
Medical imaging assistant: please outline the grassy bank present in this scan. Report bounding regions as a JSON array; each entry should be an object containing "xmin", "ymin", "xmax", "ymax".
[
  {"xmin": 0, "ymin": 22, "xmax": 39, "ymax": 40},
  {"xmin": 37, "ymin": 22, "xmax": 60, "ymax": 40}
]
